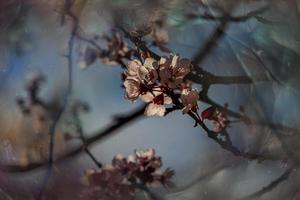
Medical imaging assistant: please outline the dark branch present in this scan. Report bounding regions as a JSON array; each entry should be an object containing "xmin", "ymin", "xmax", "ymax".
[
  {"xmin": 186, "ymin": 71, "xmax": 269, "ymax": 85},
  {"xmin": 192, "ymin": 17, "xmax": 229, "ymax": 66}
]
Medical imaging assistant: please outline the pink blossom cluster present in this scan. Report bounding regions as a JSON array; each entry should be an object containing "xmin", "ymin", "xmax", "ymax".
[
  {"xmin": 123, "ymin": 55, "xmax": 199, "ymax": 116},
  {"xmin": 82, "ymin": 149, "xmax": 174, "ymax": 199}
]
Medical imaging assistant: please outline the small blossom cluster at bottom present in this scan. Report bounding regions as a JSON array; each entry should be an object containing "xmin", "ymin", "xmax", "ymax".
[{"xmin": 81, "ymin": 149, "xmax": 174, "ymax": 200}]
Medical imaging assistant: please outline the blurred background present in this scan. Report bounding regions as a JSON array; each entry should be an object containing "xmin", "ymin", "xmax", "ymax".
[{"xmin": 1, "ymin": 0, "xmax": 300, "ymax": 199}]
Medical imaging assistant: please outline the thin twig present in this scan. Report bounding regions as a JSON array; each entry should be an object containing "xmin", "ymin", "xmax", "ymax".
[
  {"xmin": 72, "ymin": 104, "xmax": 102, "ymax": 168},
  {"xmin": 37, "ymin": 1, "xmax": 79, "ymax": 199}
]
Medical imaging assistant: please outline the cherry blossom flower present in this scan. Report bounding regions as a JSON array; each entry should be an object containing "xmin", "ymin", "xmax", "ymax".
[
  {"xmin": 126, "ymin": 59, "xmax": 141, "ymax": 77},
  {"xmin": 123, "ymin": 77, "xmax": 142, "ymax": 101},
  {"xmin": 201, "ymin": 106, "xmax": 229, "ymax": 132},
  {"xmin": 126, "ymin": 58, "xmax": 159, "ymax": 84},
  {"xmin": 159, "ymin": 55, "xmax": 191, "ymax": 89},
  {"xmin": 137, "ymin": 58, "xmax": 159, "ymax": 84},
  {"xmin": 135, "ymin": 148, "xmax": 155, "ymax": 161},
  {"xmin": 123, "ymin": 54, "xmax": 196, "ymax": 117},
  {"xmin": 212, "ymin": 110, "xmax": 228, "ymax": 132},
  {"xmin": 144, "ymin": 92, "xmax": 172, "ymax": 117},
  {"xmin": 180, "ymin": 89, "xmax": 199, "ymax": 113}
]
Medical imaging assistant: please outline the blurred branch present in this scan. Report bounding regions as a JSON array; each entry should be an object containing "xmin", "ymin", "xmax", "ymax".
[
  {"xmin": 186, "ymin": 70, "xmax": 268, "ymax": 85},
  {"xmin": 0, "ymin": 105, "xmax": 146, "ymax": 173},
  {"xmin": 0, "ymin": 188, "xmax": 13, "ymax": 200},
  {"xmin": 188, "ymin": 5, "xmax": 269, "ymax": 23},
  {"xmin": 240, "ymin": 167, "xmax": 294, "ymax": 200},
  {"xmin": 37, "ymin": 1, "xmax": 81, "ymax": 199},
  {"xmin": 190, "ymin": 4, "xmax": 270, "ymax": 84},
  {"xmin": 224, "ymin": 32, "xmax": 288, "ymax": 86},
  {"xmin": 76, "ymin": 34, "xmax": 103, "ymax": 51},
  {"xmin": 118, "ymin": 26, "xmax": 161, "ymax": 60},
  {"xmin": 191, "ymin": 17, "xmax": 229, "ymax": 66}
]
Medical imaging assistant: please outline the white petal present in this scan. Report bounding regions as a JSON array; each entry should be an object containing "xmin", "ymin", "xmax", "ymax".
[
  {"xmin": 124, "ymin": 78, "xmax": 140, "ymax": 100},
  {"xmin": 164, "ymin": 95, "xmax": 172, "ymax": 104},
  {"xmin": 127, "ymin": 154, "xmax": 136, "ymax": 163},
  {"xmin": 144, "ymin": 58, "xmax": 156, "ymax": 69},
  {"xmin": 127, "ymin": 59, "xmax": 141, "ymax": 76},
  {"xmin": 159, "ymin": 57, "xmax": 167, "ymax": 65},
  {"xmin": 144, "ymin": 103, "xmax": 157, "ymax": 116},
  {"xmin": 156, "ymin": 105, "xmax": 166, "ymax": 117},
  {"xmin": 181, "ymin": 88, "xmax": 189, "ymax": 95},
  {"xmin": 144, "ymin": 103, "xmax": 166, "ymax": 117},
  {"xmin": 138, "ymin": 64, "xmax": 158, "ymax": 84},
  {"xmin": 115, "ymin": 154, "xmax": 125, "ymax": 160},
  {"xmin": 171, "ymin": 55, "xmax": 179, "ymax": 67},
  {"xmin": 103, "ymin": 164, "xmax": 115, "ymax": 171},
  {"xmin": 138, "ymin": 65, "xmax": 148, "ymax": 79}
]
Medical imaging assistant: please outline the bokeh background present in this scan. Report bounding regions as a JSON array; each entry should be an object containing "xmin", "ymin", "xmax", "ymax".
[{"xmin": 1, "ymin": 0, "xmax": 300, "ymax": 199}]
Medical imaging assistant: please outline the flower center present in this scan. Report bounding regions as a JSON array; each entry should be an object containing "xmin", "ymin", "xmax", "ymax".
[{"xmin": 153, "ymin": 94, "xmax": 164, "ymax": 105}]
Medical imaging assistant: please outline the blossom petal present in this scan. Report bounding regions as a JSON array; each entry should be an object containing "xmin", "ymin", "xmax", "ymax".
[
  {"xmin": 127, "ymin": 59, "xmax": 141, "ymax": 76},
  {"xmin": 144, "ymin": 103, "xmax": 166, "ymax": 117},
  {"xmin": 171, "ymin": 55, "xmax": 179, "ymax": 67},
  {"xmin": 164, "ymin": 95, "xmax": 172, "ymax": 104},
  {"xmin": 123, "ymin": 78, "xmax": 140, "ymax": 101}
]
